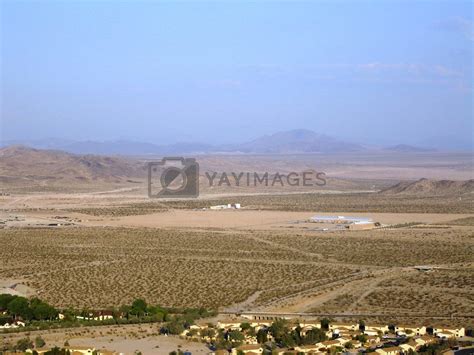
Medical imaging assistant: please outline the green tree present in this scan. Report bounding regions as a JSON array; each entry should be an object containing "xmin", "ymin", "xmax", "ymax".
[
  {"xmin": 229, "ymin": 329, "xmax": 245, "ymax": 345},
  {"xmin": 45, "ymin": 347, "xmax": 70, "ymax": 355},
  {"xmin": 240, "ymin": 322, "xmax": 252, "ymax": 331},
  {"xmin": 320, "ymin": 318, "xmax": 331, "ymax": 331},
  {"xmin": 167, "ymin": 319, "xmax": 185, "ymax": 335},
  {"xmin": 281, "ymin": 332, "xmax": 297, "ymax": 348},
  {"xmin": 35, "ymin": 336, "xmax": 46, "ymax": 348},
  {"xmin": 187, "ymin": 329, "xmax": 198, "ymax": 337},
  {"xmin": 292, "ymin": 325, "xmax": 303, "ymax": 346},
  {"xmin": 7, "ymin": 297, "xmax": 31, "ymax": 320},
  {"xmin": 269, "ymin": 319, "xmax": 290, "ymax": 343},
  {"xmin": 303, "ymin": 328, "xmax": 327, "ymax": 344},
  {"xmin": 32, "ymin": 302, "xmax": 57, "ymax": 320},
  {"xmin": 257, "ymin": 328, "xmax": 268, "ymax": 344},
  {"xmin": 201, "ymin": 328, "xmax": 216, "ymax": 338},
  {"xmin": 344, "ymin": 341, "xmax": 354, "ymax": 349},
  {"xmin": 355, "ymin": 334, "xmax": 367, "ymax": 343},
  {"xmin": 15, "ymin": 338, "xmax": 33, "ymax": 352},
  {"xmin": 0, "ymin": 294, "xmax": 15, "ymax": 310},
  {"xmin": 131, "ymin": 299, "xmax": 147, "ymax": 317},
  {"xmin": 119, "ymin": 305, "xmax": 131, "ymax": 319}
]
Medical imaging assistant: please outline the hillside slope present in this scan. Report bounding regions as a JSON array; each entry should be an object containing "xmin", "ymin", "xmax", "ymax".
[
  {"xmin": 380, "ymin": 178, "xmax": 474, "ymax": 196},
  {"xmin": 0, "ymin": 145, "xmax": 144, "ymax": 185}
]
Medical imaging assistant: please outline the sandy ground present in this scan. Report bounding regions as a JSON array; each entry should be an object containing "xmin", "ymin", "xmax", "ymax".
[
  {"xmin": 0, "ymin": 188, "xmax": 368, "ymax": 211},
  {"xmin": 1, "ymin": 323, "xmax": 209, "ymax": 355},
  {"xmin": 61, "ymin": 210, "xmax": 474, "ymax": 229},
  {"xmin": 0, "ymin": 279, "xmax": 36, "ymax": 297},
  {"xmin": 2, "ymin": 208, "xmax": 472, "ymax": 232},
  {"xmin": 66, "ymin": 334, "xmax": 209, "ymax": 355}
]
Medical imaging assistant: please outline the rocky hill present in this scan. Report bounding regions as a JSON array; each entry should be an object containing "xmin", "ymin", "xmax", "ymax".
[
  {"xmin": 0, "ymin": 145, "xmax": 145, "ymax": 185},
  {"xmin": 380, "ymin": 178, "xmax": 474, "ymax": 196}
]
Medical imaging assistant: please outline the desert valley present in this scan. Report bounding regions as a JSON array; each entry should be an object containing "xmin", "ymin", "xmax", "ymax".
[
  {"xmin": 1, "ymin": 1, "xmax": 473, "ymax": 353},
  {"xmin": 0, "ymin": 143, "xmax": 472, "ymax": 354}
]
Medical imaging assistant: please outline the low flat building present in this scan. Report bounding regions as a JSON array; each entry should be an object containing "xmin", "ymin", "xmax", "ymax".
[
  {"xmin": 347, "ymin": 222, "xmax": 378, "ymax": 230},
  {"xmin": 310, "ymin": 215, "xmax": 373, "ymax": 224}
]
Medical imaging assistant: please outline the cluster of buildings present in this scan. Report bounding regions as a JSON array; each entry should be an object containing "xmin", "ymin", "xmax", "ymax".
[
  {"xmin": 71, "ymin": 310, "xmax": 115, "ymax": 321},
  {"xmin": 310, "ymin": 216, "xmax": 380, "ymax": 230},
  {"xmin": 209, "ymin": 203, "xmax": 242, "ymax": 210},
  {"xmin": 184, "ymin": 319, "xmax": 468, "ymax": 355},
  {"xmin": 0, "ymin": 320, "xmax": 25, "ymax": 329}
]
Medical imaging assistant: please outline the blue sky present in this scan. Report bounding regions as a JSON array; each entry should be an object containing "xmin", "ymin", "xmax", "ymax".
[{"xmin": 1, "ymin": 1, "xmax": 472, "ymax": 149}]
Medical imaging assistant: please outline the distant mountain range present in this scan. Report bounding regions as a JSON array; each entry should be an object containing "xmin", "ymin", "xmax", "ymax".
[
  {"xmin": 1, "ymin": 145, "xmax": 472, "ymax": 195},
  {"xmin": 383, "ymin": 144, "xmax": 436, "ymax": 153},
  {"xmin": 1, "ymin": 129, "xmax": 437, "ymax": 155}
]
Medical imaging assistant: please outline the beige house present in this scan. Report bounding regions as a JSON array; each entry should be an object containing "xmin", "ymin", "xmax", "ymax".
[
  {"xmin": 64, "ymin": 346, "xmax": 96, "ymax": 354},
  {"xmin": 214, "ymin": 350, "xmax": 230, "ymax": 355},
  {"xmin": 395, "ymin": 325, "xmax": 427, "ymax": 336},
  {"xmin": 232, "ymin": 344, "xmax": 263, "ymax": 354},
  {"xmin": 350, "ymin": 340, "xmax": 363, "ymax": 349},
  {"xmin": 364, "ymin": 330, "xmax": 380, "ymax": 337},
  {"xmin": 414, "ymin": 335, "xmax": 436, "ymax": 347},
  {"xmin": 218, "ymin": 319, "xmax": 271, "ymax": 331},
  {"xmin": 365, "ymin": 325, "xmax": 390, "ymax": 334},
  {"xmin": 433, "ymin": 327, "xmax": 465, "ymax": 338},
  {"xmin": 295, "ymin": 344, "xmax": 322, "ymax": 353},
  {"xmin": 375, "ymin": 346, "xmax": 402, "ymax": 355},
  {"xmin": 317, "ymin": 339, "xmax": 342, "ymax": 350},
  {"xmin": 400, "ymin": 342, "xmax": 417, "ymax": 353},
  {"xmin": 330, "ymin": 323, "xmax": 358, "ymax": 332},
  {"xmin": 365, "ymin": 335, "xmax": 381, "ymax": 344},
  {"xmin": 27, "ymin": 349, "xmax": 50, "ymax": 355},
  {"xmin": 300, "ymin": 320, "xmax": 322, "ymax": 329}
]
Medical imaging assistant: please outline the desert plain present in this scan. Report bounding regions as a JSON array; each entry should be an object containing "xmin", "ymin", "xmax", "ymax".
[{"xmin": 0, "ymin": 148, "xmax": 473, "ymax": 353}]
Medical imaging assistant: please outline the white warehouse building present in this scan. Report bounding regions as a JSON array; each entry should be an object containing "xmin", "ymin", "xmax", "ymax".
[{"xmin": 310, "ymin": 215, "xmax": 373, "ymax": 224}]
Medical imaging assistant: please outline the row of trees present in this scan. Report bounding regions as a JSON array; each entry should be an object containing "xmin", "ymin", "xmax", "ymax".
[
  {"xmin": 0, "ymin": 295, "xmax": 216, "ymax": 335},
  {"xmin": 0, "ymin": 294, "xmax": 57, "ymax": 321}
]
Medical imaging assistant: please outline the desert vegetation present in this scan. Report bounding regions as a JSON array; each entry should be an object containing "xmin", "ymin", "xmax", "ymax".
[
  {"xmin": 442, "ymin": 216, "xmax": 474, "ymax": 226},
  {"xmin": 58, "ymin": 192, "xmax": 474, "ymax": 218},
  {"xmin": 0, "ymin": 225, "xmax": 472, "ymax": 328},
  {"xmin": 0, "ymin": 227, "xmax": 356, "ymax": 309},
  {"xmin": 164, "ymin": 193, "xmax": 473, "ymax": 214},
  {"xmin": 70, "ymin": 202, "xmax": 169, "ymax": 217}
]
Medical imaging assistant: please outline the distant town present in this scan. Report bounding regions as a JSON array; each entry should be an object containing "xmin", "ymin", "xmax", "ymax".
[{"xmin": 1, "ymin": 294, "xmax": 473, "ymax": 354}]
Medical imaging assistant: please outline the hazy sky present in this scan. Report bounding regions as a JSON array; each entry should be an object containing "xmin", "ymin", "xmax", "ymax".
[{"xmin": 1, "ymin": 1, "xmax": 472, "ymax": 148}]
